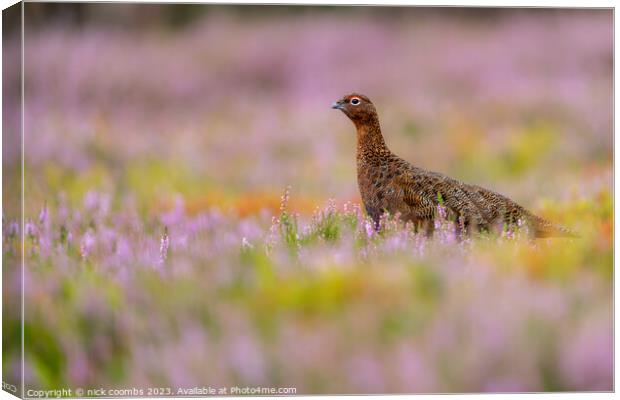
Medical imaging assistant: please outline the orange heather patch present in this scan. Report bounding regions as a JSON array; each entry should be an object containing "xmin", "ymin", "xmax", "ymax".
[
  {"xmin": 155, "ymin": 191, "xmax": 325, "ymax": 218},
  {"xmin": 234, "ymin": 193, "xmax": 282, "ymax": 217},
  {"xmin": 185, "ymin": 194, "xmax": 228, "ymax": 215},
  {"xmin": 524, "ymin": 250, "xmax": 545, "ymax": 280},
  {"xmin": 234, "ymin": 193, "xmax": 319, "ymax": 217},
  {"xmin": 597, "ymin": 220, "xmax": 612, "ymax": 249}
]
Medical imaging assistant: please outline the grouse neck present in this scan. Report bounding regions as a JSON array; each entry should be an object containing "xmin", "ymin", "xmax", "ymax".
[{"xmin": 355, "ymin": 115, "xmax": 389, "ymax": 158}]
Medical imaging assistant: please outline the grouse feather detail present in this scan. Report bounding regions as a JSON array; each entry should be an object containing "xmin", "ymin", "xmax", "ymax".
[{"xmin": 332, "ymin": 92, "xmax": 576, "ymax": 238}]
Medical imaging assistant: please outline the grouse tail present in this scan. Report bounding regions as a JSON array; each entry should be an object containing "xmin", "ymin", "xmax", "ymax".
[{"xmin": 529, "ymin": 214, "xmax": 579, "ymax": 238}]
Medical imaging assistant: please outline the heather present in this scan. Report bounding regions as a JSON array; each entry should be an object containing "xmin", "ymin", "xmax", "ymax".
[{"xmin": 3, "ymin": 6, "xmax": 612, "ymax": 394}]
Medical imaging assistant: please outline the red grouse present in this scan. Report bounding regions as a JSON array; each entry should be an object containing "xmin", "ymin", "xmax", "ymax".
[{"xmin": 332, "ymin": 93, "xmax": 575, "ymax": 238}]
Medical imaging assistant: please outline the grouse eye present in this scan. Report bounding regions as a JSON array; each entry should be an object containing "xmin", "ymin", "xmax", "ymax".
[{"xmin": 350, "ymin": 98, "xmax": 361, "ymax": 105}]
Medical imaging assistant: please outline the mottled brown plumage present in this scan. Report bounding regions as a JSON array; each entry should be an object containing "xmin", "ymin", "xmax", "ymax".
[{"xmin": 332, "ymin": 93, "xmax": 576, "ymax": 238}]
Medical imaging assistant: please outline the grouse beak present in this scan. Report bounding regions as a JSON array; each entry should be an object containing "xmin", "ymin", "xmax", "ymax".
[{"xmin": 331, "ymin": 101, "xmax": 344, "ymax": 110}]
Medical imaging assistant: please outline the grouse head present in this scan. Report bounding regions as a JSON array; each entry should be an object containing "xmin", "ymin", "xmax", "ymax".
[{"xmin": 331, "ymin": 93, "xmax": 378, "ymax": 125}]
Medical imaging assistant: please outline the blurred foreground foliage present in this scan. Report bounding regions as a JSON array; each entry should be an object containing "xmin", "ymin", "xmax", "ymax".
[{"xmin": 3, "ymin": 182, "xmax": 612, "ymax": 392}]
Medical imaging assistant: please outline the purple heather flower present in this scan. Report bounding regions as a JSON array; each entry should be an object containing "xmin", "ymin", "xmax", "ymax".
[
  {"xmin": 241, "ymin": 237, "xmax": 253, "ymax": 250},
  {"xmin": 38, "ymin": 206, "xmax": 48, "ymax": 225},
  {"xmin": 364, "ymin": 220, "xmax": 375, "ymax": 238},
  {"xmin": 84, "ymin": 190, "xmax": 99, "ymax": 211},
  {"xmin": 161, "ymin": 196, "xmax": 186, "ymax": 227},
  {"xmin": 159, "ymin": 228, "xmax": 170, "ymax": 264},
  {"xmin": 280, "ymin": 185, "xmax": 291, "ymax": 212},
  {"xmin": 80, "ymin": 230, "xmax": 96, "ymax": 260},
  {"xmin": 25, "ymin": 220, "xmax": 38, "ymax": 239},
  {"xmin": 6, "ymin": 221, "xmax": 19, "ymax": 237}
]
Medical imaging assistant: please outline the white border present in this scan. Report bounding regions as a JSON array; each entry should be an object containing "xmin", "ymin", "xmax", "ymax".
[{"xmin": 0, "ymin": 2, "xmax": 615, "ymax": 400}]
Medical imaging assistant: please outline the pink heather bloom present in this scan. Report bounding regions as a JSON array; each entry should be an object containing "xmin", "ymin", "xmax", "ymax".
[
  {"xmin": 352, "ymin": 203, "xmax": 363, "ymax": 222},
  {"xmin": 280, "ymin": 186, "xmax": 291, "ymax": 212},
  {"xmin": 364, "ymin": 220, "xmax": 375, "ymax": 238},
  {"xmin": 80, "ymin": 230, "xmax": 96, "ymax": 260},
  {"xmin": 395, "ymin": 347, "xmax": 437, "ymax": 392},
  {"xmin": 84, "ymin": 190, "xmax": 99, "ymax": 211},
  {"xmin": 25, "ymin": 221, "xmax": 38, "ymax": 239},
  {"xmin": 6, "ymin": 221, "xmax": 19, "ymax": 237},
  {"xmin": 67, "ymin": 350, "xmax": 90, "ymax": 385},
  {"xmin": 560, "ymin": 315, "xmax": 613, "ymax": 390},
  {"xmin": 160, "ymin": 196, "xmax": 186, "ymax": 227},
  {"xmin": 241, "ymin": 237, "xmax": 253, "ymax": 250},
  {"xmin": 347, "ymin": 354, "xmax": 385, "ymax": 393},
  {"xmin": 159, "ymin": 228, "xmax": 170, "ymax": 264},
  {"xmin": 265, "ymin": 215, "xmax": 280, "ymax": 252},
  {"xmin": 327, "ymin": 198, "xmax": 337, "ymax": 214},
  {"xmin": 437, "ymin": 204, "xmax": 448, "ymax": 220},
  {"xmin": 516, "ymin": 218, "xmax": 530, "ymax": 238},
  {"xmin": 227, "ymin": 333, "xmax": 266, "ymax": 384},
  {"xmin": 38, "ymin": 206, "xmax": 48, "ymax": 225},
  {"xmin": 114, "ymin": 236, "xmax": 132, "ymax": 260}
]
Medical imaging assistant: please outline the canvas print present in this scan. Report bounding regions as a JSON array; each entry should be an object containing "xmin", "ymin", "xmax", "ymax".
[{"xmin": 2, "ymin": 3, "xmax": 613, "ymax": 396}]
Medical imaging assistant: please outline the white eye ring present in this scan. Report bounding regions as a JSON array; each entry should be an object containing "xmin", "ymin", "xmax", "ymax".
[{"xmin": 350, "ymin": 98, "xmax": 361, "ymax": 105}]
